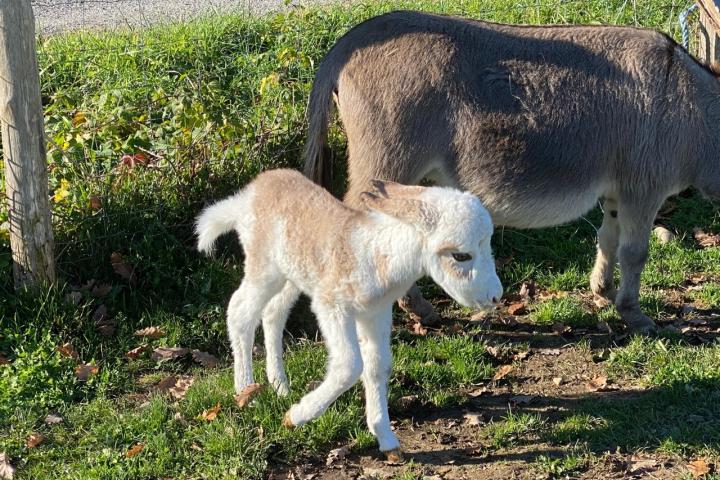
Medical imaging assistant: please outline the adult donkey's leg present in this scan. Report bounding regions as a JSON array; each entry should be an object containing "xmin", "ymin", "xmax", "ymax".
[
  {"xmin": 344, "ymin": 143, "xmax": 446, "ymax": 326},
  {"xmin": 614, "ymin": 197, "xmax": 663, "ymax": 334},
  {"xmin": 590, "ymin": 198, "xmax": 620, "ymax": 306}
]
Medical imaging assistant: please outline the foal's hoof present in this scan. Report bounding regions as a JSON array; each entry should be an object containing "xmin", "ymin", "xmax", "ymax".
[
  {"xmin": 282, "ymin": 411, "xmax": 295, "ymax": 429},
  {"xmin": 384, "ymin": 449, "xmax": 405, "ymax": 465}
]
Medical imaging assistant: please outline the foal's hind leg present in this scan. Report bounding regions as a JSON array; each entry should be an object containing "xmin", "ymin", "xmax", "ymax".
[
  {"xmin": 590, "ymin": 198, "xmax": 620, "ymax": 306},
  {"xmin": 227, "ymin": 275, "xmax": 284, "ymax": 393},
  {"xmin": 262, "ymin": 281, "xmax": 301, "ymax": 396}
]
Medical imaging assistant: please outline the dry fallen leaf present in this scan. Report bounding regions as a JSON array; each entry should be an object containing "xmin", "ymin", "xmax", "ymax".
[
  {"xmin": 97, "ymin": 323, "xmax": 116, "ymax": 337},
  {"xmin": 169, "ymin": 377, "xmax": 194, "ymax": 400},
  {"xmin": 325, "ymin": 445, "xmax": 350, "ymax": 466},
  {"xmin": 507, "ymin": 302, "xmax": 527, "ymax": 316},
  {"xmin": 44, "ymin": 414, "xmax": 63, "ymax": 425},
  {"xmin": 72, "ymin": 110, "xmax": 86, "ymax": 126},
  {"xmin": 90, "ymin": 283, "xmax": 112, "ymax": 298},
  {"xmin": 485, "ymin": 346, "xmax": 502, "ymax": 359},
  {"xmin": 688, "ymin": 459, "xmax": 711, "ymax": 478},
  {"xmin": 411, "ymin": 322, "xmax": 428, "ymax": 336},
  {"xmin": 469, "ymin": 310, "xmax": 491, "ymax": 323},
  {"xmin": 552, "ymin": 376, "xmax": 564, "ymax": 386},
  {"xmin": 156, "ymin": 375, "xmax": 179, "ymax": 393},
  {"xmin": 395, "ymin": 395, "xmax": 420, "ymax": 411},
  {"xmin": 625, "ymin": 455, "xmax": 658, "ymax": 474},
  {"xmin": 110, "ymin": 252, "xmax": 137, "ymax": 285},
  {"xmin": 74, "ymin": 364, "xmax": 99, "ymax": 381},
  {"xmin": 94, "ymin": 305, "xmax": 115, "ymax": 336},
  {"xmin": 586, "ymin": 375, "xmax": 608, "ymax": 391},
  {"xmin": 512, "ymin": 350, "xmax": 530, "ymax": 362},
  {"xmin": 92, "ymin": 305, "xmax": 108, "ymax": 323},
  {"xmin": 694, "ymin": 228, "xmax": 720, "ymax": 248},
  {"xmin": 541, "ymin": 348, "xmax": 562, "ymax": 356},
  {"xmin": 463, "ymin": 411, "xmax": 485, "ymax": 426},
  {"xmin": 199, "ymin": 402, "xmax": 221, "ymax": 421},
  {"xmin": 191, "ymin": 350, "xmax": 220, "ymax": 368},
  {"xmin": 234, "ymin": 383, "xmax": 264, "ymax": 408},
  {"xmin": 0, "ymin": 453, "xmax": 15, "ymax": 480},
  {"xmin": 66, "ymin": 291, "xmax": 83, "ymax": 305},
  {"xmin": 119, "ymin": 153, "xmax": 150, "ymax": 169},
  {"xmin": 89, "ymin": 195, "xmax": 102, "ymax": 211},
  {"xmin": 26, "ymin": 433, "xmax": 45, "ymax": 449},
  {"xmin": 552, "ymin": 322, "xmax": 571, "ymax": 335},
  {"xmin": 58, "ymin": 343, "xmax": 80, "ymax": 360},
  {"xmin": 495, "ymin": 254, "xmax": 513, "ymax": 269},
  {"xmin": 126, "ymin": 443, "xmax": 144, "ymax": 458},
  {"xmin": 492, "ymin": 364, "xmax": 514, "ymax": 382},
  {"xmin": 125, "ymin": 345, "xmax": 151, "ymax": 360},
  {"xmin": 519, "ymin": 281, "xmax": 536, "ymax": 300},
  {"xmin": 151, "ymin": 347, "xmax": 189, "ymax": 362},
  {"xmin": 134, "ymin": 326, "xmax": 165, "ymax": 339},
  {"xmin": 468, "ymin": 386, "xmax": 489, "ymax": 398}
]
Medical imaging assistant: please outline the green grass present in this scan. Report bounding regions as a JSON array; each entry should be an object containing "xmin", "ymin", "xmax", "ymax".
[
  {"xmin": 2, "ymin": 0, "xmax": 720, "ymax": 478},
  {"xmin": 530, "ymin": 296, "xmax": 595, "ymax": 327},
  {"xmin": 488, "ymin": 412, "xmax": 545, "ymax": 448}
]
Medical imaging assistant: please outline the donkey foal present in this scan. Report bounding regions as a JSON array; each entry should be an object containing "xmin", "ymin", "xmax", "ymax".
[{"xmin": 195, "ymin": 169, "xmax": 502, "ymax": 458}]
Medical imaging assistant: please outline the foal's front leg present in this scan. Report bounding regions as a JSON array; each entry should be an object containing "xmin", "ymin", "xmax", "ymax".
[
  {"xmin": 357, "ymin": 307, "xmax": 402, "ymax": 460},
  {"xmin": 283, "ymin": 303, "xmax": 363, "ymax": 427}
]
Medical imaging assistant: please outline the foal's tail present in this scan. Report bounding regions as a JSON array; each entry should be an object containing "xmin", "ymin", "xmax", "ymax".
[{"xmin": 195, "ymin": 188, "xmax": 252, "ymax": 255}]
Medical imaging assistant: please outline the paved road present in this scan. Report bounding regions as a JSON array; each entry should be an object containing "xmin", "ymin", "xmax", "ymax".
[{"xmin": 31, "ymin": 0, "xmax": 340, "ymax": 34}]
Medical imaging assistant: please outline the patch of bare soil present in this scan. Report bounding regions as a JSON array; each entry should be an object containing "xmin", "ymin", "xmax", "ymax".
[
  {"xmin": 268, "ymin": 344, "xmax": 688, "ymax": 480},
  {"xmin": 269, "ymin": 288, "xmax": 719, "ymax": 480}
]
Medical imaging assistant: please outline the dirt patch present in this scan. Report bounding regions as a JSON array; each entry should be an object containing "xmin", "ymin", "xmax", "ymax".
[{"xmin": 268, "ymin": 290, "xmax": 719, "ymax": 480}]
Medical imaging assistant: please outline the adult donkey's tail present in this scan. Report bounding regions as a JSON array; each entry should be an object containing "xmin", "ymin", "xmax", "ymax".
[{"xmin": 303, "ymin": 57, "xmax": 341, "ymax": 190}]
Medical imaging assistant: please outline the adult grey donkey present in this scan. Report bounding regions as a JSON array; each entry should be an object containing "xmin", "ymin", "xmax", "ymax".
[{"xmin": 304, "ymin": 10, "xmax": 720, "ymax": 334}]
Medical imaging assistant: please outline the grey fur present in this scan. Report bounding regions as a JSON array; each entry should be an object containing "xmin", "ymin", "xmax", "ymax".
[{"xmin": 304, "ymin": 10, "xmax": 720, "ymax": 332}]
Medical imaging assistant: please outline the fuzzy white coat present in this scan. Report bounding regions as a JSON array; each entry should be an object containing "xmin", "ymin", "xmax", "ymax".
[{"xmin": 195, "ymin": 169, "xmax": 502, "ymax": 457}]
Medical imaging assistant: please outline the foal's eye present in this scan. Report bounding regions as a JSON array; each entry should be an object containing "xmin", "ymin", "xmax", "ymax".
[{"xmin": 451, "ymin": 252, "xmax": 472, "ymax": 262}]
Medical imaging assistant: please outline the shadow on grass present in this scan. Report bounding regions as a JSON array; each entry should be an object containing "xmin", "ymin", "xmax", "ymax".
[{"xmin": 404, "ymin": 379, "xmax": 720, "ymax": 465}]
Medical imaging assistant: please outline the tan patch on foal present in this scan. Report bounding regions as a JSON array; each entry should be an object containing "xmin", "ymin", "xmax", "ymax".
[
  {"xmin": 375, "ymin": 253, "xmax": 390, "ymax": 287},
  {"xmin": 246, "ymin": 169, "xmax": 364, "ymax": 297}
]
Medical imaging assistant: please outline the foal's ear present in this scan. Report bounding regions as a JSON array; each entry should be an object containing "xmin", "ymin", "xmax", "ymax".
[{"xmin": 360, "ymin": 187, "xmax": 438, "ymax": 231}]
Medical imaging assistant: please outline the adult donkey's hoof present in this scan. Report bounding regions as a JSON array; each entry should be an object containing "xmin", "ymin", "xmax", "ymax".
[
  {"xmin": 384, "ymin": 449, "xmax": 405, "ymax": 464},
  {"xmin": 398, "ymin": 287, "xmax": 442, "ymax": 326},
  {"xmin": 622, "ymin": 311, "xmax": 658, "ymax": 336}
]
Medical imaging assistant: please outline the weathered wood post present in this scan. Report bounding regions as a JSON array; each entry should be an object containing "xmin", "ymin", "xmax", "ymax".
[
  {"xmin": 0, "ymin": 0, "xmax": 56, "ymax": 288},
  {"xmin": 697, "ymin": 0, "xmax": 720, "ymax": 64}
]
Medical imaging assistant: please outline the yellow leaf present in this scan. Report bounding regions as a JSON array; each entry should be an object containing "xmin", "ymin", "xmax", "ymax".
[
  {"xmin": 259, "ymin": 73, "xmax": 279, "ymax": 96},
  {"xmin": 53, "ymin": 179, "xmax": 71, "ymax": 203},
  {"xmin": 492, "ymin": 364, "xmax": 514, "ymax": 381},
  {"xmin": 72, "ymin": 111, "xmax": 86, "ymax": 126},
  {"xmin": 125, "ymin": 443, "xmax": 144, "ymax": 458},
  {"xmin": 199, "ymin": 402, "xmax": 221, "ymax": 421},
  {"xmin": 26, "ymin": 433, "xmax": 45, "ymax": 449},
  {"xmin": 688, "ymin": 459, "xmax": 711, "ymax": 478}
]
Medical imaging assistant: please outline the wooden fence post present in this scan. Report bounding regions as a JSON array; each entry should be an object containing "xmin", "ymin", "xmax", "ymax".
[
  {"xmin": 697, "ymin": 0, "xmax": 720, "ymax": 64},
  {"xmin": 0, "ymin": 0, "xmax": 56, "ymax": 288}
]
